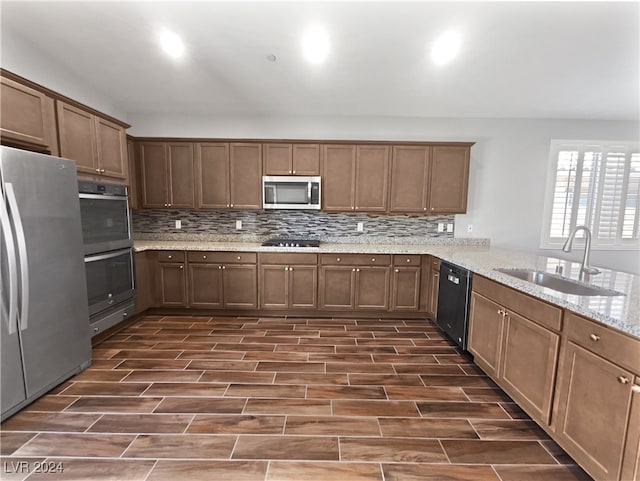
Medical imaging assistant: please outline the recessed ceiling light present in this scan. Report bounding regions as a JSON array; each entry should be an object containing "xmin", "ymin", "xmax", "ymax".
[
  {"xmin": 302, "ymin": 26, "xmax": 330, "ymax": 64},
  {"xmin": 159, "ymin": 30, "xmax": 185, "ymax": 59},
  {"xmin": 431, "ymin": 31, "xmax": 461, "ymax": 65}
]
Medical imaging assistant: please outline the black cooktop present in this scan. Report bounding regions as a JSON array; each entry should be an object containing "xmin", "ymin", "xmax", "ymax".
[{"xmin": 261, "ymin": 238, "xmax": 321, "ymax": 248}]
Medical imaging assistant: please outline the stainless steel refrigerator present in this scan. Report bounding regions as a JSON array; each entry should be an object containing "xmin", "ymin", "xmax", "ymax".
[{"xmin": 1, "ymin": 146, "xmax": 92, "ymax": 420}]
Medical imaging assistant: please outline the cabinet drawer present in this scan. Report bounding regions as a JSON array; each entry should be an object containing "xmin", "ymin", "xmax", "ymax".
[
  {"xmin": 393, "ymin": 255, "xmax": 421, "ymax": 266},
  {"xmin": 187, "ymin": 251, "xmax": 257, "ymax": 264},
  {"xmin": 474, "ymin": 275, "xmax": 563, "ymax": 332},
  {"xmin": 259, "ymin": 253, "xmax": 318, "ymax": 265},
  {"xmin": 566, "ymin": 312, "xmax": 640, "ymax": 374},
  {"xmin": 157, "ymin": 251, "xmax": 185, "ymax": 262},
  {"xmin": 320, "ymin": 254, "xmax": 391, "ymax": 266}
]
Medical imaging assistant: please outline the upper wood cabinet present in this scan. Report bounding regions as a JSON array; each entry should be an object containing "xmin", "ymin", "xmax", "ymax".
[
  {"xmin": 263, "ymin": 143, "xmax": 321, "ymax": 176},
  {"xmin": 0, "ymin": 76, "xmax": 58, "ymax": 155},
  {"xmin": 428, "ymin": 145, "xmax": 470, "ymax": 213},
  {"xmin": 322, "ymin": 144, "xmax": 389, "ymax": 212},
  {"xmin": 57, "ymin": 100, "xmax": 128, "ymax": 180},
  {"xmin": 196, "ymin": 143, "xmax": 230, "ymax": 208},
  {"xmin": 389, "ymin": 145, "xmax": 430, "ymax": 213},
  {"xmin": 229, "ymin": 143, "xmax": 263, "ymax": 209},
  {"xmin": 140, "ymin": 142, "xmax": 195, "ymax": 208}
]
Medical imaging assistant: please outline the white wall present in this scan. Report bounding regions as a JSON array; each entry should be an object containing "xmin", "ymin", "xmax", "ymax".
[
  {"xmin": 0, "ymin": 25, "xmax": 127, "ymax": 121},
  {"xmin": 128, "ymin": 113, "xmax": 640, "ymax": 274}
]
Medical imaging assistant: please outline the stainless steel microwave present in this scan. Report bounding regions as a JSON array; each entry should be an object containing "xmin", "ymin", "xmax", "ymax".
[{"xmin": 263, "ymin": 176, "xmax": 321, "ymax": 210}]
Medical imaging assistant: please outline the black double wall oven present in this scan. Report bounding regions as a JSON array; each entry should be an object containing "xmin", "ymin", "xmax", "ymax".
[{"xmin": 79, "ymin": 181, "xmax": 135, "ymax": 336}]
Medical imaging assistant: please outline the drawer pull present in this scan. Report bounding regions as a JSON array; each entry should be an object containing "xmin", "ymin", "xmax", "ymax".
[
  {"xmin": 589, "ymin": 333, "xmax": 600, "ymax": 342},
  {"xmin": 336, "ymin": 258, "xmax": 341, "ymax": 262},
  {"xmin": 406, "ymin": 258, "xmax": 411, "ymax": 263},
  {"xmin": 167, "ymin": 255, "xmax": 172, "ymax": 259},
  {"xmin": 203, "ymin": 255, "xmax": 207, "ymax": 259},
  {"xmin": 237, "ymin": 256, "xmax": 241, "ymax": 260},
  {"xmin": 618, "ymin": 376, "xmax": 630, "ymax": 385},
  {"xmin": 371, "ymin": 258, "xmax": 375, "ymax": 262}
]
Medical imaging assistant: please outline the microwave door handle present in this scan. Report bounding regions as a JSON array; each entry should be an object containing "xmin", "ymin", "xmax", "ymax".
[
  {"xmin": 5, "ymin": 183, "xmax": 29, "ymax": 331},
  {"xmin": 84, "ymin": 248, "xmax": 132, "ymax": 263},
  {"xmin": 307, "ymin": 181, "xmax": 312, "ymax": 203},
  {"xmin": 0, "ymin": 190, "xmax": 18, "ymax": 334}
]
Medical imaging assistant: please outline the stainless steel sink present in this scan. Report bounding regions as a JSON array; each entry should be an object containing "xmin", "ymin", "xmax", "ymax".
[{"xmin": 495, "ymin": 268, "xmax": 625, "ymax": 297}]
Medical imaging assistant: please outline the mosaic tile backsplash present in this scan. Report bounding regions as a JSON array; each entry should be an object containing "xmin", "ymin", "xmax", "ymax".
[{"xmin": 132, "ymin": 209, "xmax": 456, "ymax": 241}]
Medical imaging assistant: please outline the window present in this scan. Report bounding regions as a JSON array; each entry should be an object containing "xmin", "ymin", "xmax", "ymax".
[{"xmin": 541, "ymin": 140, "xmax": 640, "ymax": 250}]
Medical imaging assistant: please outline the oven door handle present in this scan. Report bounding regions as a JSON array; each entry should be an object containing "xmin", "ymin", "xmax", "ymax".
[
  {"xmin": 79, "ymin": 193, "xmax": 127, "ymax": 201},
  {"xmin": 84, "ymin": 248, "xmax": 132, "ymax": 263}
]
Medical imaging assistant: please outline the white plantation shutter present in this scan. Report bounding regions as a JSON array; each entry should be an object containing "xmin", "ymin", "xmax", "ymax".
[{"xmin": 542, "ymin": 141, "xmax": 640, "ymax": 250}]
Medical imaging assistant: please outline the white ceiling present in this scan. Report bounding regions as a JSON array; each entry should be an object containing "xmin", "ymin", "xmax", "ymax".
[{"xmin": 2, "ymin": 1, "xmax": 639, "ymax": 120}]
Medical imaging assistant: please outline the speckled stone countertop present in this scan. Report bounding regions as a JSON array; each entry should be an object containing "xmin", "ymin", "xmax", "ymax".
[{"xmin": 134, "ymin": 240, "xmax": 639, "ymax": 339}]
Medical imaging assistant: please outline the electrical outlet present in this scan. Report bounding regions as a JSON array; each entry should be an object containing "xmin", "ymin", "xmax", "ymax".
[
  {"xmin": 175, "ymin": 220, "xmax": 181, "ymax": 229},
  {"xmin": 235, "ymin": 220, "xmax": 242, "ymax": 230},
  {"xmin": 467, "ymin": 224, "xmax": 473, "ymax": 233},
  {"xmin": 357, "ymin": 222, "xmax": 364, "ymax": 232},
  {"xmin": 437, "ymin": 223, "xmax": 444, "ymax": 232},
  {"xmin": 447, "ymin": 223, "xmax": 454, "ymax": 233}
]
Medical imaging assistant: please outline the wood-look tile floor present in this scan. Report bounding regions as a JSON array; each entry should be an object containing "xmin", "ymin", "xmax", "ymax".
[{"xmin": 1, "ymin": 315, "xmax": 593, "ymax": 481}]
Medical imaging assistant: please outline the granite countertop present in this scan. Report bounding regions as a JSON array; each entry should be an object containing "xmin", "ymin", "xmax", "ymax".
[{"xmin": 134, "ymin": 239, "xmax": 639, "ymax": 339}]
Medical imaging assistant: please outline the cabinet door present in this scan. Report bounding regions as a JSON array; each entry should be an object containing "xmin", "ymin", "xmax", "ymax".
[
  {"xmin": 429, "ymin": 145, "xmax": 470, "ymax": 214},
  {"xmin": 140, "ymin": 143, "xmax": 168, "ymax": 208},
  {"xmin": 468, "ymin": 292, "xmax": 504, "ymax": 378},
  {"xmin": 391, "ymin": 267, "xmax": 421, "ymax": 311},
  {"xmin": 57, "ymin": 101, "xmax": 97, "ymax": 175},
  {"xmin": 158, "ymin": 262, "xmax": 187, "ymax": 306},
  {"xmin": 229, "ymin": 143, "xmax": 262, "ymax": 209},
  {"xmin": 0, "ymin": 76, "xmax": 58, "ymax": 154},
  {"xmin": 95, "ymin": 116, "xmax": 127, "ymax": 179},
  {"xmin": 500, "ymin": 311, "xmax": 560, "ymax": 425},
  {"xmin": 134, "ymin": 252, "xmax": 151, "ymax": 314},
  {"xmin": 260, "ymin": 264, "xmax": 288, "ymax": 309},
  {"xmin": 197, "ymin": 143, "xmax": 230, "ymax": 208},
  {"xmin": 621, "ymin": 379, "xmax": 640, "ymax": 481},
  {"xmin": 354, "ymin": 145, "xmax": 389, "ymax": 212},
  {"xmin": 389, "ymin": 145, "xmax": 430, "ymax": 213},
  {"xmin": 188, "ymin": 264, "xmax": 223, "ymax": 308},
  {"xmin": 427, "ymin": 261, "xmax": 440, "ymax": 319},
  {"xmin": 223, "ymin": 265, "xmax": 258, "ymax": 308},
  {"xmin": 322, "ymin": 144, "xmax": 355, "ymax": 211},
  {"xmin": 264, "ymin": 143, "xmax": 292, "ymax": 175},
  {"xmin": 127, "ymin": 139, "xmax": 139, "ymax": 209},
  {"xmin": 319, "ymin": 266, "xmax": 355, "ymax": 309},
  {"xmin": 292, "ymin": 144, "xmax": 320, "ymax": 175},
  {"xmin": 555, "ymin": 342, "xmax": 634, "ymax": 481},
  {"xmin": 167, "ymin": 143, "xmax": 195, "ymax": 208},
  {"xmin": 289, "ymin": 265, "xmax": 318, "ymax": 309},
  {"xmin": 355, "ymin": 267, "xmax": 390, "ymax": 310}
]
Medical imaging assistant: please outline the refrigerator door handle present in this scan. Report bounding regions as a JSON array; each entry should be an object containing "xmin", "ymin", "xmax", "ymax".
[
  {"xmin": 0, "ymin": 192, "xmax": 18, "ymax": 334},
  {"xmin": 5, "ymin": 183, "xmax": 29, "ymax": 331}
]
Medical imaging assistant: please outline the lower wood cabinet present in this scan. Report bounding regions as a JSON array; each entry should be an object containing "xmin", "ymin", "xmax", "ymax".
[
  {"xmin": 553, "ymin": 312, "xmax": 640, "ymax": 481},
  {"xmin": 154, "ymin": 251, "xmax": 188, "ymax": 307},
  {"xmin": 468, "ymin": 276, "xmax": 562, "ymax": 426},
  {"xmin": 318, "ymin": 254, "xmax": 391, "ymax": 310},
  {"xmin": 390, "ymin": 255, "xmax": 422, "ymax": 311},
  {"xmin": 187, "ymin": 252, "xmax": 257, "ymax": 309},
  {"xmin": 259, "ymin": 253, "xmax": 318, "ymax": 309}
]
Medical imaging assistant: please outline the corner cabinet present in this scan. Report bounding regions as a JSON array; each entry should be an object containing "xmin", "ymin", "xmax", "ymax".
[
  {"xmin": 57, "ymin": 100, "xmax": 128, "ymax": 180},
  {"xmin": 0, "ymin": 76, "xmax": 58, "ymax": 155},
  {"xmin": 428, "ymin": 145, "xmax": 470, "ymax": 213},
  {"xmin": 553, "ymin": 312, "xmax": 640, "ymax": 481}
]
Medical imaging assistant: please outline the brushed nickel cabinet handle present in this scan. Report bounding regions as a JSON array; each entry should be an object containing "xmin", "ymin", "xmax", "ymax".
[
  {"xmin": 237, "ymin": 256, "xmax": 241, "ymax": 260},
  {"xmin": 203, "ymin": 255, "xmax": 207, "ymax": 259},
  {"xmin": 179, "ymin": 265, "xmax": 183, "ymax": 269},
  {"xmin": 406, "ymin": 258, "xmax": 411, "ymax": 263},
  {"xmin": 589, "ymin": 334, "xmax": 600, "ymax": 342},
  {"xmin": 218, "ymin": 266, "xmax": 222, "ymax": 269},
  {"xmin": 423, "ymin": 207, "xmax": 427, "ymax": 211},
  {"xmin": 292, "ymin": 170, "xmax": 296, "ymax": 174},
  {"xmin": 336, "ymin": 258, "xmax": 341, "ymax": 262},
  {"xmin": 395, "ymin": 268, "xmax": 399, "ymax": 273},
  {"xmin": 95, "ymin": 168, "xmax": 100, "ymax": 173},
  {"xmin": 371, "ymin": 258, "xmax": 375, "ymax": 262},
  {"xmin": 356, "ymin": 268, "xmax": 361, "ymax": 272},
  {"xmin": 352, "ymin": 268, "xmax": 356, "ymax": 272},
  {"xmin": 230, "ymin": 204, "xmax": 234, "ymax": 207},
  {"xmin": 289, "ymin": 267, "xmax": 293, "ymax": 272},
  {"xmin": 618, "ymin": 376, "xmax": 630, "ymax": 385},
  {"xmin": 632, "ymin": 385, "xmax": 640, "ymax": 393},
  {"xmin": 222, "ymin": 265, "xmax": 226, "ymax": 270},
  {"xmin": 101, "ymin": 169, "xmax": 105, "ymax": 173},
  {"xmin": 167, "ymin": 255, "xmax": 172, "ymax": 259}
]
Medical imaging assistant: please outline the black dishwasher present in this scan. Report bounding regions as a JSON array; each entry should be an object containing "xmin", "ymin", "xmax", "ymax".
[{"xmin": 436, "ymin": 261, "xmax": 473, "ymax": 350}]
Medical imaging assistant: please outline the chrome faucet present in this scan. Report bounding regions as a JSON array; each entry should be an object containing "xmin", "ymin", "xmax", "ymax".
[{"xmin": 562, "ymin": 226, "xmax": 600, "ymax": 280}]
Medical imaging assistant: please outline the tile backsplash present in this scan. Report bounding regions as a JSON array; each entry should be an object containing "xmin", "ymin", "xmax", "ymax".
[{"xmin": 132, "ymin": 209, "xmax": 455, "ymax": 241}]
